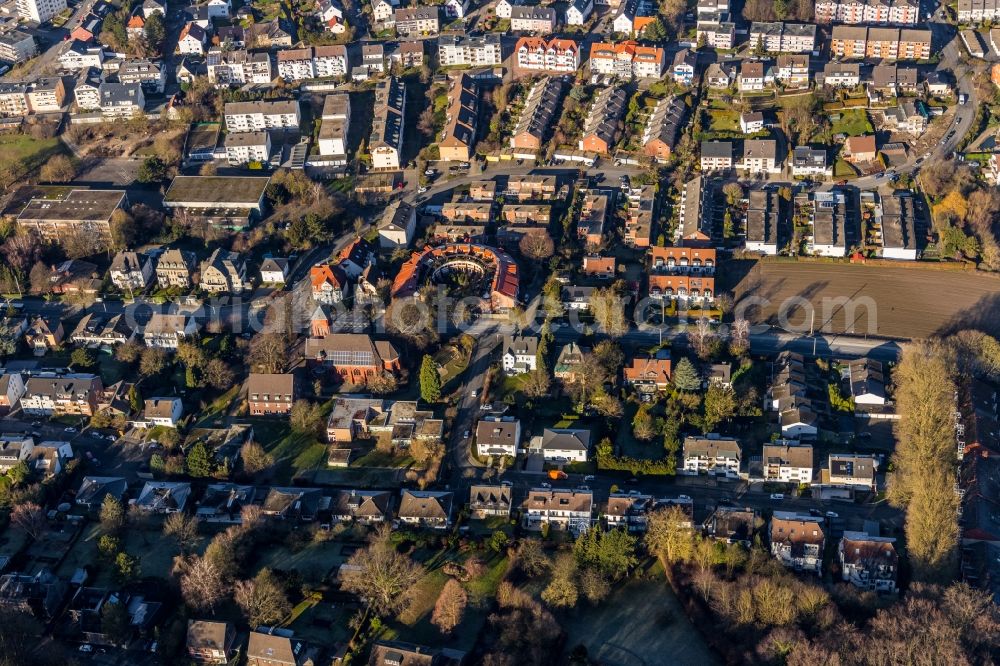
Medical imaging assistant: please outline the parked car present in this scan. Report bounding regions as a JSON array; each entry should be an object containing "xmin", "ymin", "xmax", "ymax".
[
  {"xmin": 770, "ymin": 493, "xmax": 785, "ymax": 501},
  {"xmin": 825, "ymin": 511, "xmax": 839, "ymax": 519},
  {"xmin": 583, "ymin": 475, "xmax": 595, "ymax": 482},
  {"xmin": 64, "ymin": 427, "xmax": 77, "ymax": 433}
]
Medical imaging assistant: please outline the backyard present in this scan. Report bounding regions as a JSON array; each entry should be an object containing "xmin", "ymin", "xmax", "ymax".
[
  {"xmin": 830, "ymin": 109, "xmax": 873, "ymax": 137},
  {"xmin": 561, "ymin": 562, "xmax": 719, "ymax": 666},
  {"xmin": 0, "ymin": 133, "xmax": 67, "ymax": 174}
]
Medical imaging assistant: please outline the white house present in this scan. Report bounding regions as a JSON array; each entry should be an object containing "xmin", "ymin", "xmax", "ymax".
[
  {"xmin": 206, "ymin": 0, "xmax": 231, "ymax": 18},
  {"xmin": 501, "ymin": 334, "xmax": 538, "ymax": 375},
  {"xmin": 398, "ymin": 490, "xmax": 453, "ymax": 528},
  {"xmin": 828, "ymin": 453, "xmax": 878, "ymax": 490},
  {"xmin": 494, "ymin": 0, "xmax": 518, "ymax": 18},
  {"xmin": 771, "ymin": 512, "xmax": 824, "ymax": 575},
  {"xmin": 532, "ymin": 427, "xmax": 591, "ymax": 463},
  {"xmin": 475, "ymin": 416, "xmax": 520, "ymax": 458},
  {"xmin": 565, "ymin": 0, "xmax": 592, "ymax": 25},
  {"xmin": 0, "ymin": 373, "xmax": 25, "ymax": 414},
  {"xmin": 682, "ymin": 435, "xmax": 741, "ymax": 478},
  {"xmin": 523, "ymin": 488, "xmax": 592, "ymax": 535},
  {"xmin": 224, "ymin": 131, "xmax": 272, "ymax": 165},
  {"xmin": 740, "ymin": 111, "xmax": 765, "ymax": 134},
  {"xmin": 371, "ymin": 0, "xmax": 397, "ymax": 22},
  {"xmin": 260, "ymin": 257, "xmax": 289, "ymax": 284},
  {"xmin": 143, "ymin": 313, "xmax": 200, "ymax": 350},
  {"xmin": 839, "ymin": 532, "xmax": 898, "ymax": 592},
  {"xmin": 378, "ymin": 201, "xmax": 416, "ymax": 249},
  {"xmin": 142, "ymin": 397, "xmax": 183, "ymax": 428},
  {"xmin": 444, "ymin": 0, "xmax": 468, "ymax": 17},
  {"xmin": 848, "ymin": 359, "xmax": 885, "ymax": 406},
  {"xmin": 762, "ymin": 441, "xmax": 814, "ymax": 484},
  {"xmin": 177, "ymin": 23, "xmax": 207, "ymax": 55},
  {"xmin": 109, "ymin": 251, "xmax": 153, "ymax": 292}
]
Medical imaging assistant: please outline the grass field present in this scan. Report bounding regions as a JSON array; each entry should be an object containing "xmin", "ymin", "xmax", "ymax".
[
  {"xmin": 0, "ymin": 134, "xmax": 66, "ymax": 173},
  {"xmin": 706, "ymin": 109, "xmax": 740, "ymax": 133},
  {"xmin": 833, "ymin": 157, "xmax": 858, "ymax": 178},
  {"xmin": 255, "ymin": 538, "xmax": 356, "ymax": 581},
  {"xmin": 561, "ymin": 562, "xmax": 719, "ymax": 666},
  {"xmin": 729, "ymin": 260, "xmax": 1000, "ymax": 339},
  {"xmin": 830, "ymin": 109, "xmax": 873, "ymax": 137}
]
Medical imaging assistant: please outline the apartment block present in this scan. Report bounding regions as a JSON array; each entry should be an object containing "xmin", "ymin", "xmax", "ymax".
[
  {"xmin": 224, "ymin": 99, "xmax": 300, "ymax": 132},
  {"xmin": 370, "ymin": 76, "xmax": 406, "ymax": 169}
]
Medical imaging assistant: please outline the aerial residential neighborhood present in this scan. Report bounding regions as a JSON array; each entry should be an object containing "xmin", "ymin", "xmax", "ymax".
[{"xmin": 0, "ymin": 0, "xmax": 996, "ymax": 662}]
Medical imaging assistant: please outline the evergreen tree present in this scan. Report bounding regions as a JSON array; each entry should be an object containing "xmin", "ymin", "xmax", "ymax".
[
  {"xmin": 128, "ymin": 386, "xmax": 143, "ymax": 414},
  {"xmin": 186, "ymin": 441, "xmax": 213, "ymax": 478},
  {"xmin": 673, "ymin": 357, "xmax": 702, "ymax": 392},
  {"xmin": 185, "ymin": 366, "xmax": 198, "ymax": 389},
  {"xmin": 419, "ymin": 355, "xmax": 441, "ymax": 403},
  {"xmin": 144, "ymin": 12, "xmax": 166, "ymax": 53}
]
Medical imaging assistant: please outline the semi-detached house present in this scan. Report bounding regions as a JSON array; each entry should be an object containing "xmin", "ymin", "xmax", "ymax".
[
  {"xmin": 515, "ymin": 36, "xmax": 580, "ymax": 74},
  {"xmin": 207, "ymin": 48, "xmax": 273, "ymax": 85},
  {"xmin": 683, "ymin": 435, "xmax": 741, "ymax": 477},
  {"xmin": 21, "ymin": 374, "xmax": 103, "ymax": 417},
  {"xmin": 523, "ymin": 488, "xmax": 592, "ymax": 535},
  {"xmin": 393, "ymin": 6, "xmax": 439, "ymax": 35},
  {"xmin": 510, "ymin": 5, "xmax": 556, "ymax": 32}
]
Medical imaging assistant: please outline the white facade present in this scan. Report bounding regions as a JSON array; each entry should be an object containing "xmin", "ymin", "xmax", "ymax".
[
  {"xmin": 177, "ymin": 24, "xmax": 206, "ymax": 55},
  {"xmin": 523, "ymin": 489, "xmax": 592, "ymax": 535},
  {"xmin": 16, "ymin": 0, "xmax": 65, "ymax": 23},
  {"xmin": 206, "ymin": 0, "xmax": 231, "ymax": 17},
  {"xmin": 224, "ymin": 101, "xmax": 300, "ymax": 132},
  {"xmin": 144, "ymin": 397, "xmax": 183, "ymax": 427},
  {"xmin": 277, "ymin": 56, "xmax": 315, "ymax": 81},
  {"xmin": 225, "ymin": 132, "xmax": 272, "ymax": 165},
  {"xmin": 565, "ymin": 0, "xmax": 593, "ymax": 24},
  {"xmin": 315, "ymin": 49, "xmax": 349, "ymax": 77},
  {"xmin": 58, "ymin": 46, "xmax": 103, "ymax": 70}
]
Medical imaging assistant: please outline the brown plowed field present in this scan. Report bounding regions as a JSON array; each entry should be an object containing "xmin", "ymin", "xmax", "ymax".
[{"xmin": 727, "ymin": 260, "xmax": 1000, "ymax": 340}]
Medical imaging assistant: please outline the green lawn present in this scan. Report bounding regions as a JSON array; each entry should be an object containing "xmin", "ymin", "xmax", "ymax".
[
  {"xmin": 350, "ymin": 448, "xmax": 415, "ymax": 468},
  {"xmin": 0, "ymin": 134, "xmax": 67, "ymax": 173},
  {"xmin": 264, "ymin": 430, "xmax": 329, "ymax": 484},
  {"xmin": 833, "ymin": 157, "xmax": 859, "ymax": 179},
  {"xmin": 830, "ymin": 109, "xmax": 873, "ymax": 137},
  {"xmin": 381, "ymin": 552, "xmax": 503, "ymax": 653},
  {"xmin": 707, "ymin": 109, "xmax": 740, "ymax": 133}
]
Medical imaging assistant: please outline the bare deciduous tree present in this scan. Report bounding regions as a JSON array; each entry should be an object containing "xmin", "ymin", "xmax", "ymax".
[
  {"xmin": 163, "ymin": 512, "xmax": 199, "ymax": 554},
  {"xmin": 10, "ymin": 503, "xmax": 45, "ymax": 540},
  {"xmin": 180, "ymin": 555, "xmax": 229, "ymax": 612},
  {"xmin": 241, "ymin": 441, "xmax": 274, "ymax": 475},
  {"xmin": 340, "ymin": 526, "xmax": 422, "ymax": 617},
  {"xmin": 431, "ymin": 579, "xmax": 468, "ymax": 634},
  {"xmin": 234, "ymin": 569, "xmax": 291, "ymax": 628},
  {"xmin": 248, "ymin": 332, "xmax": 289, "ymax": 374}
]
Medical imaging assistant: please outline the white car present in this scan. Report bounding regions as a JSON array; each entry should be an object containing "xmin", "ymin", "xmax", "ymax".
[
  {"xmin": 79, "ymin": 645, "xmax": 93, "ymax": 653},
  {"xmin": 825, "ymin": 511, "xmax": 839, "ymax": 519},
  {"xmin": 64, "ymin": 427, "xmax": 77, "ymax": 433},
  {"xmin": 770, "ymin": 493, "xmax": 785, "ymax": 501},
  {"xmin": 463, "ymin": 430, "xmax": 470, "ymax": 439},
  {"xmin": 418, "ymin": 186, "xmax": 429, "ymax": 193}
]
